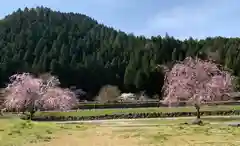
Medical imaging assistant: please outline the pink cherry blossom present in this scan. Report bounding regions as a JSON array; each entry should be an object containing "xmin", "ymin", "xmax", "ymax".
[
  {"xmin": 162, "ymin": 57, "xmax": 236, "ymax": 106},
  {"xmin": 4, "ymin": 73, "xmax": 78, "ymax": 112}
]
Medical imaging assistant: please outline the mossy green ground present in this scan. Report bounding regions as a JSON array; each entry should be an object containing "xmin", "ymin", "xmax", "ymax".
[
  {"xmin": 1, "ymin": 116, "xmax": 240, "ymax": 146},
  {"xmin": 35, "ymin": 105, "xmax": 240, "ymax": 117},
  {"xmin": 0, "ymin": 117, "xmax": 90, "ymax": 146}
]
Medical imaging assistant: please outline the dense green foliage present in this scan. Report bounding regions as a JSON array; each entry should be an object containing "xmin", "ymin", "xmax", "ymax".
[{"xmin": 0, "ymin": 7, "xmax": 240, "ymax": 100}]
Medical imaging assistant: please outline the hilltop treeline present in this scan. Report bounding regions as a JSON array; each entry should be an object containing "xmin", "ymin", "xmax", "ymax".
[{"xmin": 0, "ymin": 7, "xmax": 239, "ymax": 100}]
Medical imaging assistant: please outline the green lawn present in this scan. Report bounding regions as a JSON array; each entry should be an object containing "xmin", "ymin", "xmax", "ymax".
[
  {"xmin": 1, "ymin": 117, "xmax": 240, "ymax": 146},
  {"xmin": 0, "ymin": 118, "xmax": 89, "ymax": 146},
  {"xmin": 35, "ymin": 105, "xmax": 240, "ymax": 117}
]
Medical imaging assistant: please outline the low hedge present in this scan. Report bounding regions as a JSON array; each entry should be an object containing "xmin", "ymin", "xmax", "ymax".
[
  {"xmin": 75, "ymin": 102, "xmax": 165, "ymax": 109},
  {"xmin": 28, "ymin": 110, "xmax": 240, "ymax": 121},
  {"xmin": 75, "ymin": 101, "xmax": 240, "ymax": 109}
]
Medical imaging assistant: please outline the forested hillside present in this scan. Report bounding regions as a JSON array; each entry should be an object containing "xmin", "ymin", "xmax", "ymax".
[{"xmin": 0, "ymin": 7, "xmax": 240, "ymax": 100}]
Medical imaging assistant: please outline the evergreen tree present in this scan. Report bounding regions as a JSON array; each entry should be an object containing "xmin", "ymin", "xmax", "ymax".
[{"xmin": 0, "ymin": 7, "xmax": 240, "ymax": 100}]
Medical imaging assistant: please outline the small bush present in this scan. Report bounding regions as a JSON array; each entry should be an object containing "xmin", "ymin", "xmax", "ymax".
[{"xmin": 95, "ymin": 85, "xmax": 121, "ymax": 103}]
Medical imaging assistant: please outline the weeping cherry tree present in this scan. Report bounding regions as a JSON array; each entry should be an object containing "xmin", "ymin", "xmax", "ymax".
[
  {"xmin": 162, "ymin": 57, "xmax": 236, "ymax": 123},
  {"xmin": 3, "ymin": 73, "xmax": 78, "ymax": 119}
]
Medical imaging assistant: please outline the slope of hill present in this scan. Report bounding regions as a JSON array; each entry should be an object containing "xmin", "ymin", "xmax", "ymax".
[{"xmin": 0, "ymin": 6, "xmax": 240, "ymax": 100}]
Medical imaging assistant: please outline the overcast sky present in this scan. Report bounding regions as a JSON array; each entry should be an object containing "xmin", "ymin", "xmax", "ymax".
[{"xmin": 1, "ymin": 0, "xmax": 239, "ymax": 39}]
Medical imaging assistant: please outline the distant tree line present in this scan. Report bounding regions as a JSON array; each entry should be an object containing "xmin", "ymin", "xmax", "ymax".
[{"xmin": 0, "ymin": 7, "xmax": 240, "ymax": 100}]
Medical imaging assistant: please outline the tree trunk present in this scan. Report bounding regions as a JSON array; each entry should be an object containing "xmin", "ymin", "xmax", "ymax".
[
  {"xmin": 28, "ymin": 102, "xmax": 36, "ymax": 120},
  {"xmin": 194, "ymin": 104, "xmax": 200, "ymax": 119},
  {"xmin": 29, "ymin": 110, "xmax": 36, "ymax": 120}
]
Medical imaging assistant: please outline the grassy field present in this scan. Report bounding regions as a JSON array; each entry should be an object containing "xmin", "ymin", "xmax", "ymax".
[
  {"xmin": 1, "ymin": 117, "xmax": 240, "ymax": 146},
  {"xmin": 35, "ymin": 105, "xmax": 240, "ymax": 117},
  {"xmin": 0, "ymin": 117, "xmax": 90, "ymax": 146}
]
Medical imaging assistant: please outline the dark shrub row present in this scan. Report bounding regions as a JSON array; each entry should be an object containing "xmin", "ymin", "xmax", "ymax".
[
  {"xmin": 28, "ymin": 110, "xmax": 240, "ymax": 121},
  {"xmin": 74, "ymin": 101, "xmax": 240, "ymax": 109},
  {"xmin": 75, "ymin": 102, "xmax": 184, "ymax": 109}
]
